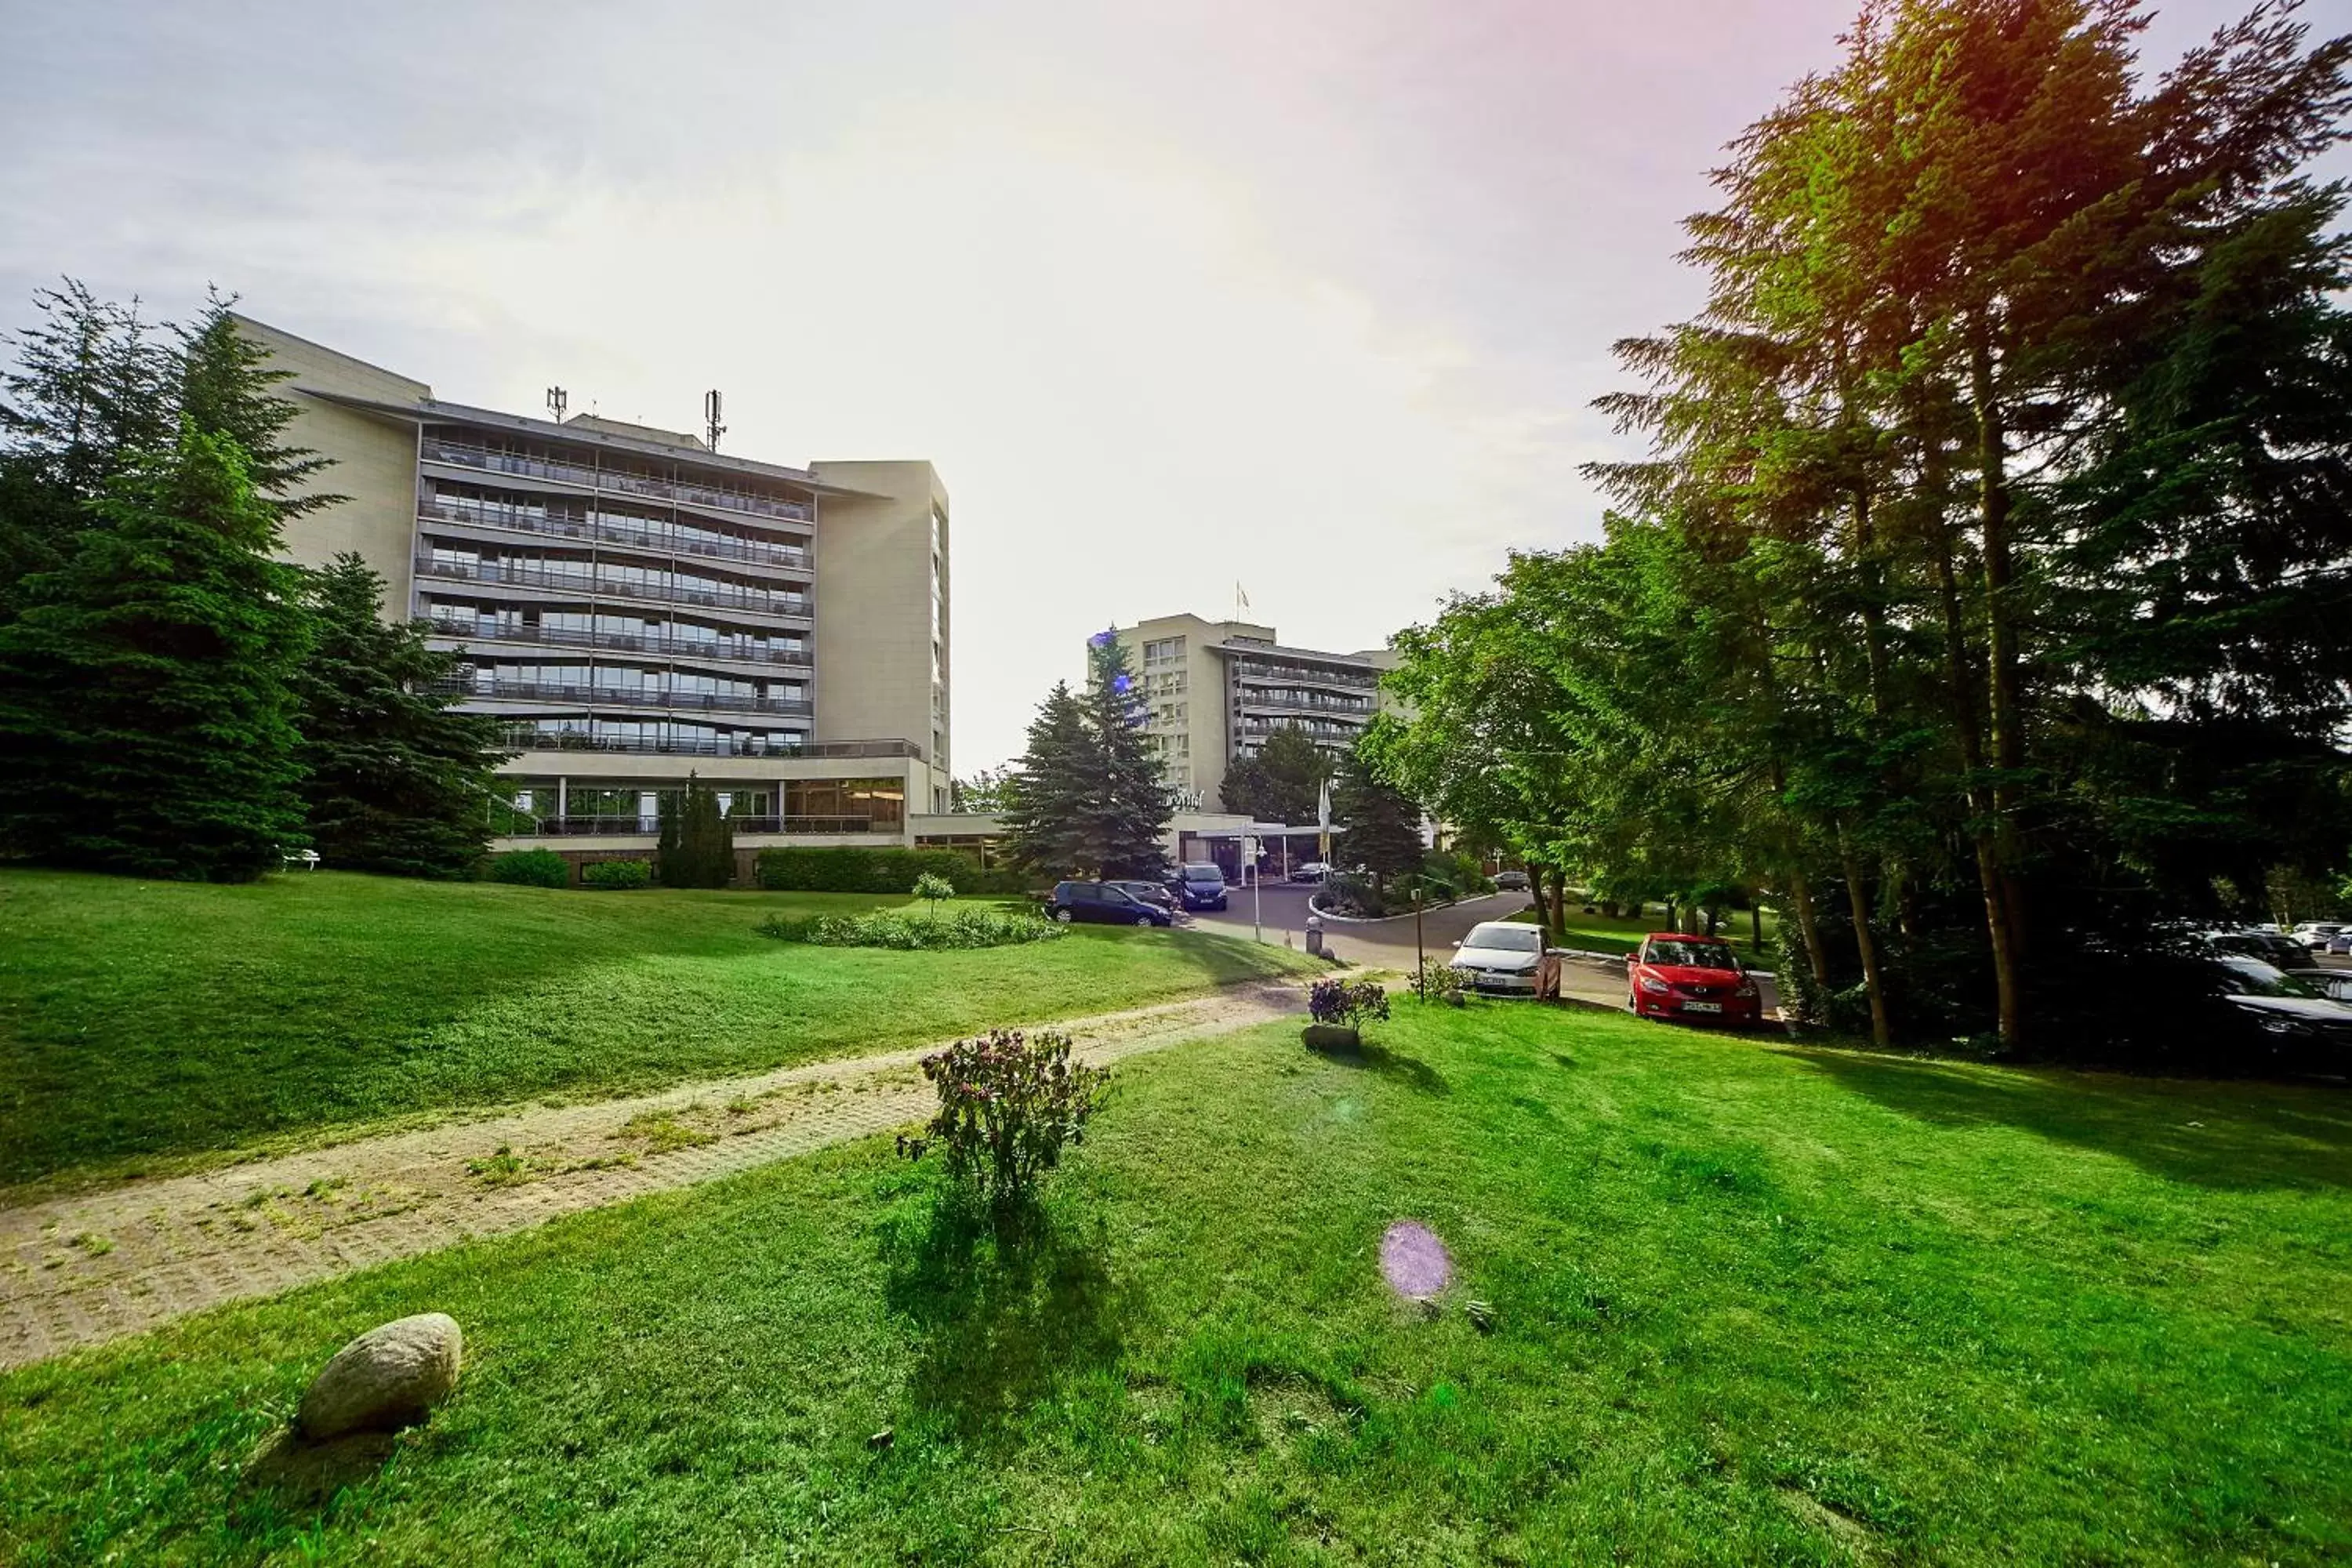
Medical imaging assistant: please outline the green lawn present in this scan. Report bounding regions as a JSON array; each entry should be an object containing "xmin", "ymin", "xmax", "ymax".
[
  {"xmin": 0, "ymin": 869, "xmax": 1316, "ymax": 1193},
  {"xmin": 5, "ymin": 1004, "xmax": 2347, "ymax": 1564},
  {"xmin": 1509, "ymin": 900, "xmax": 1779, "ymax": 957}
]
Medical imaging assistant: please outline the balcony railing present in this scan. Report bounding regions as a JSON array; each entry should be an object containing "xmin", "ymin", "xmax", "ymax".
[
  {"xmin": 422, "ymin": 438, "xmax": 814, "ymax": 524},
  {"xmin": 1232, "ymin": 663, "xmax": 1377, "ymax": 692},
  {"xmin": 416, "ymin": 556, "xmax": 811, "ymax": 619},
  {"xmin": 436, "ymin": 680, "xmax": 813, "ymax": 717},
  {"xmin": 505, "ymin": 814, "xmax": 892, "ymax": 837},
  {"xmin": 500, "ymin": 728, "xmax": 927, "ymax": 762},
  {"xmin": 1234, "ymin": 692, "xmax": 1376, "ymax": 715},
  {"xmin": 423, "ymin": 618, "xmax": 813, "ymax": 666},
  {"xmin": 421, "ymin": 501, "xmax": 809, "ymax": 570}
]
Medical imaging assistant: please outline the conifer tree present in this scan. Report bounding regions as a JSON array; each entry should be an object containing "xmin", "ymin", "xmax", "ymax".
[
  {"xmin": 664, "ymin": 774, "xmax": 735, "ymax": 887},
  {"xmin": 175, "ymin": 290, "xmax": 336, "ymax": 523},
  {"xmin": 1002, "ymin": 682, "xmax": 1096, "ymax": 877},
  {"xmin": 0, "ymin": 420, "xmax": 309, "ymax": 880},
  {"xmin": 1334, "ymin": 746, "xmax": 1424, "ymax": 893},
  {"xmin": 292, "ymin": 554, "xmax": 510, "ymax": 877},
  {"xmin": 0, "ymin": 281, "xmax": 178, "ymax": 613},
  {"xmin": 1080, "ymin": 630, "xmax": 1173, "ymax": 880}
]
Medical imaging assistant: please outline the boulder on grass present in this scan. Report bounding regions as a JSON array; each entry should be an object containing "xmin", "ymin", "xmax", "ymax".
[
  {"xmin": 298, "ymin": 1313, "xmax": 463, "ymax": 1443},
  {"xmin": 1303, "ymin": 1024, "xmax": 1361, "ymax": 1051}
]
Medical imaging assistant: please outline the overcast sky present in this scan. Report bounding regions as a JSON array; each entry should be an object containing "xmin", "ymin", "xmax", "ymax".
[{"xmin": 0, "ymin": 0, "xmax": 2322, "ymax": 769}]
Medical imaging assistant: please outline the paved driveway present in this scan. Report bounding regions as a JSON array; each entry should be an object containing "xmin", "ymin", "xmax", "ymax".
[{"xmin": 1189, "ymin": 882, "xmax": 1784, "ymax": 1021}]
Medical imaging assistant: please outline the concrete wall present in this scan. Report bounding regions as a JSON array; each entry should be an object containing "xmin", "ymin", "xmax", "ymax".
[
  {"xmin": 808, "ymin": 459, "xmax": 950, "ymax": 808},
  {"xmin": 233, "ymin": 315, "xmax": 429, "ymax": 619}
]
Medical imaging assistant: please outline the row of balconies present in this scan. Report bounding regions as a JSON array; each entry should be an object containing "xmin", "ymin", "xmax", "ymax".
[
  {"xmin": 416, "ymin": 554, "xmax": 811, "ymax": 619},
  {"xmin": 436, "ymin": 679, "xmax": 814, "ymax": 717},
  {"xmin": 1230, "ymin": 662, "xmax": 1378, "ymax": 694},
  {"xmin": 421, "ymin": 499, "xmax": 810, "ymax": 572},
  {"xmin": 505, "ymin": 814, "xmax": 888, "ymax": 838},
  {"xmin": 425, "ymin": 617, "xmax": 815, "ymax": 667},
  {"xmin": 499, "ymin": 726, "xmax": 927, "ymax": 762},
  {"xmin": 422, "ymin": 438, "xmax": 813, "ymax": 525}
]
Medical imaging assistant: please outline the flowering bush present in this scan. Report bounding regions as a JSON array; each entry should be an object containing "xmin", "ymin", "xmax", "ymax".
[
  {"xmin": 896, "ymin": 1029, "xmax": 1109, "ymax": 1207},
  {"xmin": 1309, "ymin": 976, "xmax": 1392, "ymax": 1028}
]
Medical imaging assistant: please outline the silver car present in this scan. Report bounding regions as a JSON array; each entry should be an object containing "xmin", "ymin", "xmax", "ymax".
[{"xmin": 1450, "ymin": 921, "xmax": 1546, "ymax": 993}]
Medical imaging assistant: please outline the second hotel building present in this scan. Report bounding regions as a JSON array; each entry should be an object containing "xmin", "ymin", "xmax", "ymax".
[{"xmin": 240, "ymin": 315, "xmax": 956, "ymax": 864}]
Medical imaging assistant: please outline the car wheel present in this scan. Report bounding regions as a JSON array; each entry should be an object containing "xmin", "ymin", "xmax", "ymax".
[
  {"xmin": 1134, "ymin": 912, "xmax": 1155, "ymax": 926},
  {"xmin": 1053, "ymin": 908, "xmax": 1074, "ymax": 924}
]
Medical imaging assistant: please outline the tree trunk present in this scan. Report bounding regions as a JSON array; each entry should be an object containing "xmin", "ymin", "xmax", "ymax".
[
  {"xmin": 1548, "ymin": 870, "xmax": 1569, "ymax": 935},
  {"xmin": 1785, "ymin": 870, "xmax": 1832, "ymax": 1025},
  {"xmin": 1751, "ymin": 902, "xmax": 1763, "ymax": 951},
  {"xmin": 1838, "ymin": 827, "xmax": 1893, "ymax": 1049},
  {"xmin": 1970, "ymin": 322, "xmax": 2029, "ymax": 1050}
]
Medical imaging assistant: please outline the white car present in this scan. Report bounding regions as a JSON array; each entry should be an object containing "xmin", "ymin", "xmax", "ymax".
[
  {"xmin": 2292, "ymin": 922, "xmax": 2347, "ymax": 950},
  {"xmin": 1449, "ymin": 921, "xmax": 1548, "ymax": 994}
]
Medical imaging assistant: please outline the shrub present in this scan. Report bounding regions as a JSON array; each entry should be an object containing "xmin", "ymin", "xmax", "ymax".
[
  {"xmin": 913, "ymin": 871, "xmax": 956, "ymax": 915},
  {"xmin": 895, "ymin": 1029, "xmax": 1109, "ymax": 1208},
  {"xmin": 581, "ymin": 858, "xmax": 651, "ymax": 891},
  {"xmin": 755, "ymin": 907, "xmax": 1062, "ymax": 950},
  {"xmin": 753, "ymin": 846, "xmax": 1029, "ymax": 896},
  {"xmin": 485, "ymin": 848, "xmax": 570, "ymax": 888},
  {"xmin": 1309, "ymin": 976, "xmax": 1392, "ymax": 1029},
  {"xmin": 1412, "ymin": 959, "xmax": 1467, "ymax": 1005}
]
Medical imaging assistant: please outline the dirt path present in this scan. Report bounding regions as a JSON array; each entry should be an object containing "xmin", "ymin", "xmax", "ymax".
[{"xmin": 0, "ymin": 981, "xmax": 1305, "ymax": 1371}]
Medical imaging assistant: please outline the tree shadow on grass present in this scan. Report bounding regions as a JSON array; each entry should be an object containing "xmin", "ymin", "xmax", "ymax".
[
  {"xmin": 880, "ymin": 1189, "xmax": 1132, "ymax": 1446},
  {"xmin": 1315, "ymin": 1039, "xmax": 1451, "ymax": 1097},
  {"xmin": 1787, "ymin": 1045, "xmax": 2352, "ymax": 1192}
]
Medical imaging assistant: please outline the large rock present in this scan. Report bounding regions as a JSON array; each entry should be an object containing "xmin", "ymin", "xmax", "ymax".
[{"xmin": 298, "ymin": 1313, "xmax": 463, "ymax": 1443}]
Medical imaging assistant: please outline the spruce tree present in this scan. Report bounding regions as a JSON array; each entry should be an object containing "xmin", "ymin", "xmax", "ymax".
[
  {"xmin": 0, "ymin": 420, "xmax": 309, "ymax": 880},
  {"xmin": 1080, "ymin": 630, "xmax": 1173, "ymax": 880},
  {"xmin": 1334, "ymin": 746, "xmax": 1424, "ymax": 893},
  {"xmin": 0, "ymin": 281, "xmax": 178, "ymax": 614},
  {"xmin": 292, "ymin": 553, "xmax": 510, "ymax": 877},
  {"xmin": 175, "ymin": 289, "xmax": 336, "ymax": 523},
  {"xmin": 1003, "ymin": 682, "xmax": 1095, "ymax": 877}
]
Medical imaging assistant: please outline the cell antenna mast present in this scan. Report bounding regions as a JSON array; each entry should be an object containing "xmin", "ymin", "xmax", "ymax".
[
  {"xmin": 704, "ymin": 389, "xmax": 726, "ymax": 453},
  {"xmin": 546, "ymin": 386, "xmax": 568, "ymax": 423}
]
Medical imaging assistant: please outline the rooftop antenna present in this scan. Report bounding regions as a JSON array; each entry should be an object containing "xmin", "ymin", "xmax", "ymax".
[
  {"xmin": 704, "ymin": 389, "xmax": 726, "ymax": 453},
  {"xmin": 546, "ymin": 386, "xmax": 568, "ymax": 423}
]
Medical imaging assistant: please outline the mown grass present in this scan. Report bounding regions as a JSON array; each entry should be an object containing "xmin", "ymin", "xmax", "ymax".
[
  {"xmin": 4, "ymin": 1004, "xmax": 2346, "ymax": 1564},
  {"xmin": 1508, "ymin": 900, "xmax": 1777, "ymax": 957},
  {"xmin": 0, "ymin": 869, "xmax": 1315, "ymax": 1192}
]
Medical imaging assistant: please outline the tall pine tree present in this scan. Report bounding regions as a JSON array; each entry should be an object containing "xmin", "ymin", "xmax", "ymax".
[
  {"xmin": 1080, "ymin": 630, "xmax": 1173, "ymax": 880},
  {"xmin": 292, "ymin": 554, "xmax": 510, "ymax": 877},
  {"xmin": 0, "ymin": 420, "xmax": 309, "ymax": 880},
  {"xmin": 1002, "ymin": 682, "xmax": 1096, "ymax": 877}
]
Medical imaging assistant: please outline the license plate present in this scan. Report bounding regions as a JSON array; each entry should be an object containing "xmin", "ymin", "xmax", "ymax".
[{"xmin": 1682, "ymin": 1000, "xmax": 1722, "ymax": 1014}]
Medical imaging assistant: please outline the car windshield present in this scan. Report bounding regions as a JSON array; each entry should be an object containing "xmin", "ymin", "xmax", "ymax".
[
  {"xmin": 1467, "ymin": 925, "xmax": 1542, "ymax": 953},
  {"xmin": 1646, "ymin": 941, "xmax": 1739, "ymax": 971},
  {"xmin": 1182, "ymin": 865, "xmax": 1221, "ymax": 882},
  {"xmin": 2215, "ymin": 957, "xmax": 2325, "ymax": 1000}
]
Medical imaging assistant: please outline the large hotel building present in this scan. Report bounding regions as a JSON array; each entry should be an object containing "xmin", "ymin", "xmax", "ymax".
[
  {"xmin": 241, "ymin": 317, "xmax": 958, "ymax": 865},
  {"xmin": 1109, "ymin": 614, "xmax": 1397, "ymax": 812}
]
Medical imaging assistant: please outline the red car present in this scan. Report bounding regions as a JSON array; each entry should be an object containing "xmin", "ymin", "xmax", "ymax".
[{"xmin": 1625, "ymin": 933, "xmax": 1764, "ymax": 1027}]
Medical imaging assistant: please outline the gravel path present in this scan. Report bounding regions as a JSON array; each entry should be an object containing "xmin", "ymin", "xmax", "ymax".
[{"xmin": 0, "ymin": 981, "xmax": 1305, "ymax": 1371}]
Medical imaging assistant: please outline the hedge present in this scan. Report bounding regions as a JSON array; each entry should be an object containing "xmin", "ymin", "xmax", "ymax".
[
  {"xmin": 582, "ymin": 858, "xmax": 652, "ymax": 891},
  {"xmin": 485, "ymin": 848, "xmax": 571, "ymax": 888},
  {"xmin": 753, "ymin": 847, "xmax": 1031, "ymax": 896}
]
